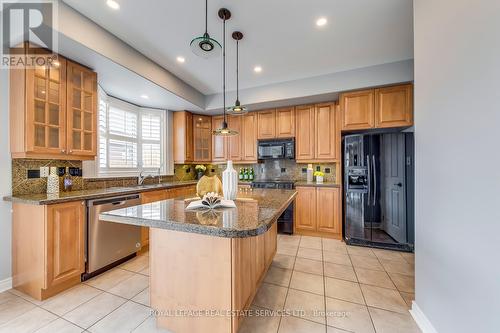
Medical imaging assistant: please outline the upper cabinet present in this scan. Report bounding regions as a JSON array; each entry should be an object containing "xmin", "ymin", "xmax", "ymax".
[
  {"xmin": 10, "ymin": 51, "xmax": 98, "ymax": 160},
  {"xmin": 276, "ymin": 107, "xmax": 295, "ymax": 138},
  {"xmin": 66, "ymin": 62, "xmax": 97, "ymax": 157},
  {"xmin": 193, "ymin": 115, "xmax": 212, "ymax": 162},
  {"xmin": 340, "ymin": 84, "xmax": 413, "ymax": 131},
  {"xmin": 296, "ymin": 103, "xmax": 340, "ymax": 162},
  {"xmin": 173, "ymin": 111, "xmax": 194, "ymax": 164},
  {"xmin": 257, "ymin": 109, "xmax": 276, "ymax": 139},
  {"xmin": 212, "ymin": 116, "xmax": 227, "ymax": 163},
  {"xmin": 227, "ymin": 115, "xmax": 243, "ymax": 161},
  {"xmin": 241, "ymin": 113, "xmax": 258, "ymax": 162}
]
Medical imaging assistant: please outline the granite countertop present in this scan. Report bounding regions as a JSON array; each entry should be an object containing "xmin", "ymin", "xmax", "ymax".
[
  {"xmin": 99, "ymin": 188, "xmax": 297, "ymax": 238},
  {"xmin": 3, "ymin": 181, "xmax": 198, "ymax": 205},
  {"xmin": 294, "ymin": 181, "xmax": 341, "ymax": 188}
]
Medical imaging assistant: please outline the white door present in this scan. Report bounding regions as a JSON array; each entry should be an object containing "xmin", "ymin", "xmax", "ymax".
[{"xmin": 382, "ymin": 133, "xmax": 407, "ymax": 243}]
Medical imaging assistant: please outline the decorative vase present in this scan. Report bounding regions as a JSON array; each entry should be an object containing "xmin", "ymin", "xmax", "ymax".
[
  {"xmin": 316, "ymin": 175, "xmax": 324, "ymax": 184},
  {"xmin": 222, "ymin": 161, "xmax": 238, "ymax": 200},
  {"xmin": 47, "ymin": 167, "xmax": 59, "ymax": 194}
]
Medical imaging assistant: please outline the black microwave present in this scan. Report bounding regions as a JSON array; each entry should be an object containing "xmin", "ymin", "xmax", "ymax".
[{"xmin": 257, "ymin": 139, "xmax": 295, "ymax": 160}]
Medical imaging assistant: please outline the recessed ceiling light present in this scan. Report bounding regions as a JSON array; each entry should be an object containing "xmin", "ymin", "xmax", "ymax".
[
  {"xmin": 254, "ymin": 66, "xmax": 262, "ymax": 73},
  {"xmin": 316, "ymin": 17, "xmax": 327, "ymax": 27},
  {"xmin": 140, "ymin": 94, "xmax": 149, "ymax": 99},
  {"xmin": 176, "ymin": 56, "xmax": 185, "ymax": 63},
  {"xmin": 106, "ymin": 0, "xmax": 120, "ymax": 10}
]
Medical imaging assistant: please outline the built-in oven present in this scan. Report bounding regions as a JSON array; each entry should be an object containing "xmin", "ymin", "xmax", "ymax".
[{"xmin": 257, "ymin": 139, "xmax": 295, "ymax": 160}]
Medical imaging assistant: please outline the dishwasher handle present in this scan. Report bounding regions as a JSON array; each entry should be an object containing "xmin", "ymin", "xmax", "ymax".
[{"xmin": 87, "ymin": 194, "xmax": 141, "ymax": 207}]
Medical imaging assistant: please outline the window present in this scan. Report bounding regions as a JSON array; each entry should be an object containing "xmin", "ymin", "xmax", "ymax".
[{"xmin": 85, "ymin": 87, "xmax": 172, "ymax": 177}]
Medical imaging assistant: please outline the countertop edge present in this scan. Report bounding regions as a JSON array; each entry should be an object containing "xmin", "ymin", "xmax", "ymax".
[
  {"xmin": 294, "ymin": 182, "xmax": 341, "ymax": 188},
  {"xmin": 100, "ymin": 191, "xmax": 298, "ymax": 238}
]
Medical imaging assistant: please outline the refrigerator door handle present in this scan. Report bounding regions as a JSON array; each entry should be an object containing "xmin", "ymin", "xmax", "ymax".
[
  {"xmin": 366, "ymin": 155, "xmax": 371, "ymax": 206},
  {"xmin": 372, "ymin": 155, "xmax": 377, "ymax": 206}
]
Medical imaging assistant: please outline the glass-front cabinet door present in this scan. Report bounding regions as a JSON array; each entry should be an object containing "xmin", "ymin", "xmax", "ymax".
[
  {"xmin": 26, "ymin": 58, "xmax": 67, "ymax": 154},
  {"xmin": 193, "ymin": 115, "xmax": 212, "ymax": 162},
  {"xmin": 66, "ymin": 61, "xmax": 97, "ymax": 156}
]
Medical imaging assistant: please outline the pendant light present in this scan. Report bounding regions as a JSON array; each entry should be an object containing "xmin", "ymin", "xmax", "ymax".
[
  {"xmin": 213, "ymin": 8, "xmax": 239, "ymax": 136},
  {"xmin": 190, "ymin": 0, "xmax": 221, "ymax": 58},
  {"xmin": 227, "ymin": 31, "xmax": 248, "ymax": 115}
]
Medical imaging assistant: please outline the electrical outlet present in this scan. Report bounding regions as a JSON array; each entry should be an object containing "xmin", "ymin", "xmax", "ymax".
[{"xmin": 39, "ymin": 166, "xmax": 49, "ymax": 177}]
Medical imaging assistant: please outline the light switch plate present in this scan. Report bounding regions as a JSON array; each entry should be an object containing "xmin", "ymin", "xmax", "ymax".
[{"xmin": 40, "ymin": 166, "xmax": 49, "ymax": 177}]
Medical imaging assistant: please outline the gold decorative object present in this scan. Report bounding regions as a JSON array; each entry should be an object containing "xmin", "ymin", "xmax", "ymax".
[{"xmin": 196, "ymin": 175, "xmax": 223, "ymax": 197}]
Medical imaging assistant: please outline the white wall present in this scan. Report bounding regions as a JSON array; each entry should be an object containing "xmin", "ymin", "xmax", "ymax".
[
  {"xmin": 414, "ymin": 1, "xmax": 500, "ymax": 332},
  {"xmin": 0, "ymin": 69, "xmax": 12, "ymax": 284}
]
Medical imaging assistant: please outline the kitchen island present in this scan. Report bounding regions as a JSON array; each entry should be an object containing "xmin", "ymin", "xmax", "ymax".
[{"xmin": 100, "ymin": 188, "xmax": 297, "ymax": 333}]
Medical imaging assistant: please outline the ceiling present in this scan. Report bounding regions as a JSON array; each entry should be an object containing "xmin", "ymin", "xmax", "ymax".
[{"xmin": 62, "ymin": 0, "xmax": 413, "ymax": 96}]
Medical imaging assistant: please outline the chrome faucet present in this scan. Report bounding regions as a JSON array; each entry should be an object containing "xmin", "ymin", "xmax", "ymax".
[{"xmin": 138, "ymin": 168, "xmax": 161, "ymax": 185}]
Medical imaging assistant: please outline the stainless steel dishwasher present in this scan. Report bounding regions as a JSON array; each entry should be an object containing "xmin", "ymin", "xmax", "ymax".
[{"xmin": 84, "ymin": 194, "xmax": 142, "ymax": 280}]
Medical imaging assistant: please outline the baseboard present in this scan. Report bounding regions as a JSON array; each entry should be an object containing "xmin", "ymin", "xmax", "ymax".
[
  {"xmin": 410, "ymin": 301, "xmax": 439, "ymax": 333},
  {"xmin": 0, "ymin": 277, "xmax": 12, "ymax": 293}
]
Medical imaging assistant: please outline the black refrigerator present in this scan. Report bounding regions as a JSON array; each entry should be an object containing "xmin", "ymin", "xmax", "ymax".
[{"xmin": 343, "ymin": 132, "xmax": 414, "ymax": 251}]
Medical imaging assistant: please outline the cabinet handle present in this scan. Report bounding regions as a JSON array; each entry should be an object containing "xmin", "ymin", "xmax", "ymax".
[{"xmin": 61, "ymin": 149, "xmax": 66, "ymax": 153}]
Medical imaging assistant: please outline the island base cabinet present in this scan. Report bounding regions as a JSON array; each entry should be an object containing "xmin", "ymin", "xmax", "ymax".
[
  {"xmin": 12, "ymin": 201, "xmax": 85, "ymax": 301},
  {"xmin": 150, "ymin": 222, "xmax": 277, "ymax": 333}
]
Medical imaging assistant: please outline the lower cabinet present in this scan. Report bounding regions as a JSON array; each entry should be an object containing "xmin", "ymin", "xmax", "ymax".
[
  {"xmin": 12, "ymin": 200, "xmax": 85, "ymax": 300},
  {"xmin": 294, "ymin": 186, "xmax": 342, "ymax": 238}
]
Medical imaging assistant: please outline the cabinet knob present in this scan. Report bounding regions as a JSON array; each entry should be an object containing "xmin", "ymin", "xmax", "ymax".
[
  {"xmin": 61, "ymin": 149, "xmax": 66, "ymax": 153},
  {"xmin": 69, "ymin": 150, "xmax": 73, "ymax": 154}
]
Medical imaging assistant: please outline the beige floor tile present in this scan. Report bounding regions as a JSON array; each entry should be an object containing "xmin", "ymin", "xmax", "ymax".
[
  {"xmin": 238, "ymin": 308, "xmax": 281, "ymax": 333},
  {"xmin": 85, "ymin": 268, "xmax": 135, "ymax": 291},
  {"xmin": 388, "ymin": 272, "xmax": 415, "ymax": 293},
  {"xmin": 272, "ymin": 254, "xmax": 296, "ymax": 270},
  {"xmin": 327, "ymin": 326, "xmax": 351, "ymax": 332},
  {"xmin": 107, "ymin": 273, "xmax": 150, "ymax": 299},
  {"xmin": 88, "ymin": 301, "xmax": 150, "ymax": 333},
  {"xmin": 379, "ymin": 259, "xmax": 414, "ymax": 276},
  {"xmin": 277, "ymin": 244, "xmax": 299, "ymax": 256},
  {"xmin": 360, "ymin": 284, "xmax": 408, "ymax": 314},
  {"xmin": 400, "ymin": 252, "xmax": 415, "ymax": 265},
  {"xmin": 63, "ymin": 292, "xmax": 127, "ymax": 329},
  {"xmin": 349, "ymin": 255, "xmax": 384, "ymax": 271},
  {"xmin": 278, "ymin": 235, "xmax": 301, "ymax": 247},
  {"xmin": 372, "ymin": 249, "xmax": 405, "ymax": 261},
  {"xmin": 368, "ymin": 307, "xmax": 421, "ymax": 333},
  {"xmin": 0, "ymin": 307, "xmax": 57, "ymax": 333},
  {"xmin": 264, "ymin": 267, "xmax": 293, "ymax": 287},
  {"xmin": 0, "ymin": 291, "xmax": 17, "ymax": 305},
  {"xmin": 323, "ymin": 251, "xmax": 352, "ymax": 266},
  {"xmin": 399, "ymin": 292, "xmax": 415, "ymax": 307},
  {"xmin": 284, "ymin": 289, "xmax": 326, "ymax": 324},
  {"xmin": 294, "ymin": 257, "xmax": 323, "ymax": 276},
  {"xmin": 322, "ymin": 239, "xmax": 347, "ymax": 253},
  {"xmin": 7, "ymin": 289, "xmax": 44, "ymax": 306},
  {"xmin": 41, "ymin": 284, "xmax": 102, "ymax": 316},
  {"xmin": 325, "ymin": 297, "xmax": 375, "ymax": 333},
  {"xmin": 132, "ymin": 288, "xmax": 150, "ymax": 307},
  {"xmin": 278, "ymin": 315, "xmax": 325, "ymax": 333},
  {"xmin": 325, "ymin": 277, "xmax": 364, "ymax": 304},
  {"xmin": 0, "ymin": 295, "xmax": 36, "ymax": 325},
  {"xmin": 132, "ymin": 316, "xmax": 172, "ymax": 333},
  {"xmin": 354, "ymin": 267, "xmax": 396, "ymax": 289},
  {"xmin": 139, "ymin": 267, "xmax": 150, "ymax": 276},
  {"xmin": 346, "ymin": 246, "xmax": 376, "ymax": 258},
  {"xmin": 297, "ymin": 248, "xmax": 322, "ymax": 261},
  {"xmin": 253, "ymin": 283, "xmax": 288, "ymax": 310},
  {"xmin": 299, "ymin": 236, "xmax": 322, "ymax": 250},
  {"xmin": 324, "ymin": 263, "xmax": 357, "ymax": 282},
  {"xmin": 120, "ymin": 255, "xmax": 149, "ymax": 273},
  {"xmin": 290, "ymin": 271, "xmax": 324, "ymax": 295},
  {"xmin": 34, "ymin": 318, "xmax": 82, "ymax": 333}
]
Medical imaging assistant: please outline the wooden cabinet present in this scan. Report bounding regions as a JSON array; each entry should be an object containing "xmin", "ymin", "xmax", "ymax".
[
  {"xmin": 227, "ymin": 115, "xmax": 243, "ymax": 161},
  {"xmin": 173, "ymin": 111, "xmax": 194, "ymax": 163},
  {"xmin": 375, "ymin": 84, "xmax": 413, "ymax": 128},
  {"xmin": 12, "ymin": 200, "xmax": 85, "ymax": 300},
  {"xmin": 295, "ymin": 186, "xmax": 341, "ymax": 238},
  {"xmin": 46, "ymin": 201, "xmax": 85, "ymax": 289},
  {"xmin": 257, "ymin": 109, "xmax": 276, "ymax": 139},
  {"xmin": 340, "ymin": 84, "xmax": 413, "ymax": 131},
  {"xmin": 242, "ymin": 113, "xmax": 258, "ymax": 162},
  {"xmin": 276, "ymin": 107, "xmax": 295, "ymax": 138},
  {"xmin": 296, "ymin": 103, "xmax": 340, "ymax": 162},
  {"xmin": 10, "ymin": 50, "xmax": 97, "ymax": 160},
  {"xmin": 193, "ymin": 115, "xmax": 212, "ymax": 162},
  {"xmin": 212, "ymin": 116, "xmax": 228, "ymax": 163}
]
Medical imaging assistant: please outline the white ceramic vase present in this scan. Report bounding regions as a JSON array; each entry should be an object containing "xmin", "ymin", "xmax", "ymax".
[
  {"xmin": 47, "ymin": 167, "xmax": 59, "ymax": 194},
  {"xmin": 222, "ymin": 161, "xmax": 238, "ymax": 200}
]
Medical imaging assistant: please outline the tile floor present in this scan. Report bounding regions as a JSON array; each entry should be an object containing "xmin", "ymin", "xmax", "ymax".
[{"xmin": 0, "ymin": 235, "xmax": 420, "ymax": 333}]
